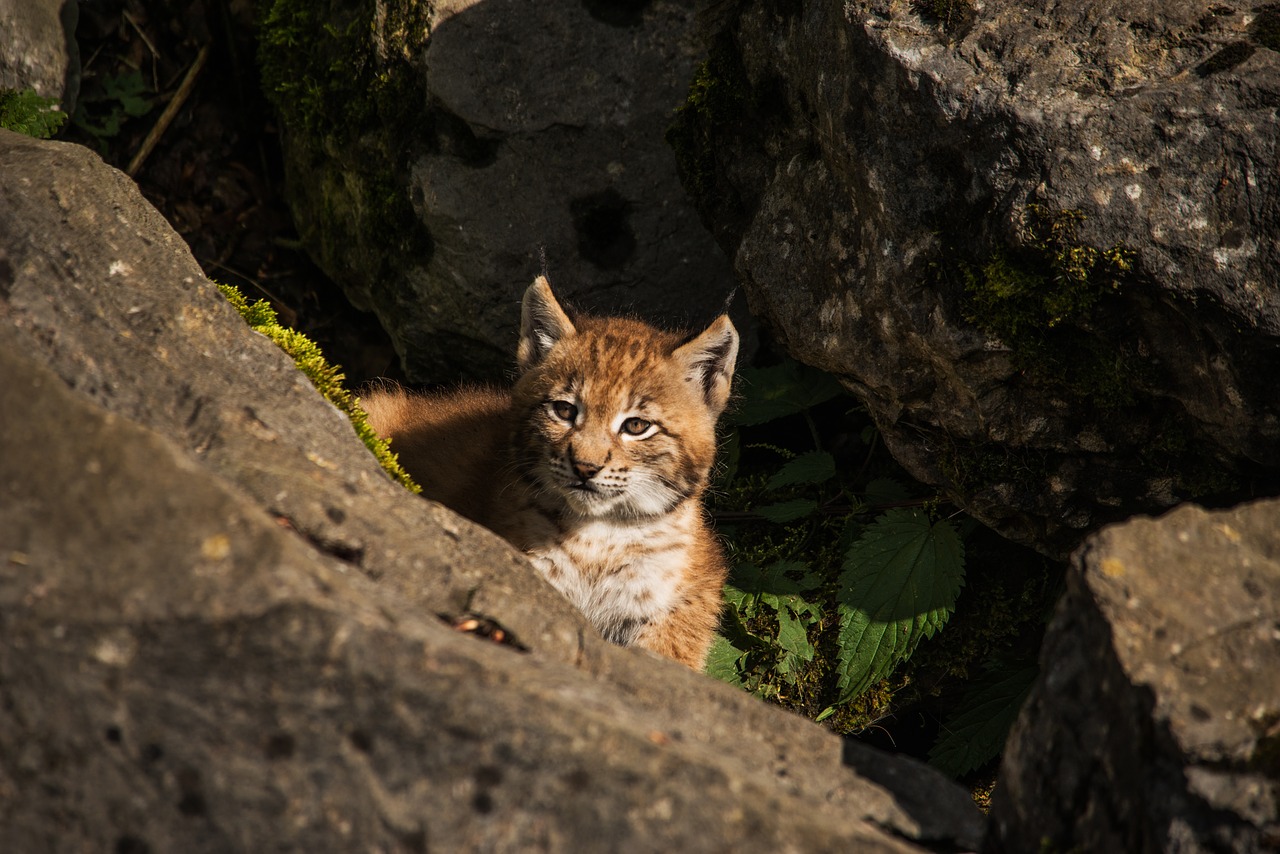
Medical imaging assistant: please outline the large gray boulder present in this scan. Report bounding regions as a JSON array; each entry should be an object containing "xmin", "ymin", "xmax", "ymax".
[
  {"xmin": 989, "ymin": 499, "xmax": 1280, "ymax": 852},
  {"xmin": 259, "ymin": 0, "xmax": 740, "ymax": 382},
  {"xmin": 0, "ymin": 0, "xmax": 79, "ymax": 110},
  {"xmin": 0, "ymin": 129, "xmax": 982, "ymax": 851},
  {"xmin": 673, "ymin": 0, "xmax": 1280, "ymax": 556}
]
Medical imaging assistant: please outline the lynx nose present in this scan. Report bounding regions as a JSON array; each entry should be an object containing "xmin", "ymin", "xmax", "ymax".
[{"xmin": 571, "ymin": 458, "xmax": 602, "ymax": 481}]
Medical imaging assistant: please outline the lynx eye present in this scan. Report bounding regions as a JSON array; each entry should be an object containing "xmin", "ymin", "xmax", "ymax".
[
  {"xmin": 620, "ymin": 417, "xmax": 652, "ymax": 436},
  {"xmin": 550, "ymin": 400, "xmax": 578, "ymax": 422}
]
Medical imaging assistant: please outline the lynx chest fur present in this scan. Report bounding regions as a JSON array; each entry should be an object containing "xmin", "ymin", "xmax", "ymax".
[{"xmin": 362, "ymin": 276, "xmax": 738, "ymax": 670}]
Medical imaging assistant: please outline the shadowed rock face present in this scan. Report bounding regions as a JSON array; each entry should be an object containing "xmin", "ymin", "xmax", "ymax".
[
  {"xmin": 0, "ymin": 129, "xmax": 982, "ymax": 852},
  {"xmin": 672, "ymin": 0, "xmax": 1280, "ymax": 557},
  {"xmin": 262, "ymin": 0, "xmax": 741, "ymax": 383},
  {"xmin": 989, "ymin": 500, "xmax": 1280, "ymax": 852},
  {"xmin": 0, "ymin": 0, "xmax": 79, "ymax": 110}
]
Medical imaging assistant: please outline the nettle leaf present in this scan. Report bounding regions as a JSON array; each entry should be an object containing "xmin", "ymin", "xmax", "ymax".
[
  {"xmin": 722, "ymin": 583, "xmax": 752, "ymax": 611},
  {"xmin": 757, "ymin": 560, "xmax": 818, "ymax": 595},
  {"xmin": 705, "ymin": 635, "xmax": 748, "ymax": 685},
  {"xmin": 773, "ymin": 604, "xmax": 814, "ymax": 662},
  {"xmin": 727, "ymin": 561, "xmax": 764, "ymax": 593},
  {"xmin": 863, "ymin": 477, "xmax": 912, "ymax": 505},
  {"xmin": 762, "ymin": 592, "xmax": 819, "ymax": 660},
  {"xmin": 730, "ymin": 359, "xmax": 844, "ymax": 426},
  {"xmin": 767, "ymin": 451, "xmax": 836, "ymax": 491},
  {"xmin": 835, "ymin": 509, "xmax": 965, "ymax": 701},
  {"xmin": 756, "ymin": 498, "xmax": 819, "ymax": 524},
  {"xmin": 719, "ymin": 601, "xmax": 771, "ymax": 652},
  {"xmin": 929, "ymin": 659, "xmax": 1039, "ymax": 778}
]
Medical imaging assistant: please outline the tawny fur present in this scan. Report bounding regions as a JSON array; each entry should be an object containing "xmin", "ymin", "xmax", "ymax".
[{"xmin": 361, "ymin": 276, "xmax": 738, "ymax": 670}]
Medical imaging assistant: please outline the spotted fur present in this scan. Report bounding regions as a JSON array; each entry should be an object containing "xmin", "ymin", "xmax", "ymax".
[{"xmin": 361, "ymin": 276, "xmax": 738, "ymax": 669}]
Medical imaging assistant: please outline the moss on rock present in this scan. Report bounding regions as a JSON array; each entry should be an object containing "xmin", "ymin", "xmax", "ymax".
[
  {"xmin": 667, "ymin": 27, "xmax": 775, "ymax": 235},
  {"xmin": 258, "ymin": 0, "xmax": 430, "ymax": 142},
  {"xmin": 257, "ymin": 0, "xmax": 432, "ymax": 283},
  {"xmin": 943, "ymin": 204, "xmax": 1243, "ymax": 519},
  {"xmin": 667, "ymin": 46, "xmax": 748, "ymax": 209},
  {"xmin": 0, "ymin": 88, "xmax": 67, "ymax": 138},
  {"xmin": 218, "ymin": 282, "xmax": 421, "ymax": 494}
]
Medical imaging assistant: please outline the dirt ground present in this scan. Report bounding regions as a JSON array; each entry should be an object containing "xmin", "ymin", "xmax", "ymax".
[{"xmin": 67, "ymin": 0, "xmax": 400, "ymax": 384}]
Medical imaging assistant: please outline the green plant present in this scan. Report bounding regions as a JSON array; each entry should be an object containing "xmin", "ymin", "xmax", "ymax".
[
  {"xmin": 929, "ymin": 656, "xmax": 1038, "ymax": 777},
  {"xmin": 217, "ymin": 283, "xmax": 420, "ymax": 494},
  {"xmin": 0, "ymin": 88, "xmax": 67, "ymax": 138},
  {"xmin": 834, "ymin": 508, "xmax": 965, "ymax": 704},
  {"xmin": 72, "ymin": 70, "xmax": 154, "ymax": 148},
  {"xmin": 709, "ymin": 356, "xmax": 1048, "ymax": 784},
  {"xmin": 711, "ymin": 359, "xmax": 967, "ymax": 720}
]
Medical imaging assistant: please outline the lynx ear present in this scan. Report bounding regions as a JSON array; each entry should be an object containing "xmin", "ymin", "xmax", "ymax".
[
  {"xmin": 518, "ymin": 276, "xmax": 577, "ymax": 370},
  {"xmin": 674, "ymin": 314, "xmax": 739, "ymax": 416}
]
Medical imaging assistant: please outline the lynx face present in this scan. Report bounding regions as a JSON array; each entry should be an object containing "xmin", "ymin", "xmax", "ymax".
[
  {"xmin": 359, "ymin": 275, "xmax": 737, "ymax": 668},
  {"xmin": 512, "ymin": 279, "xmax": 738, "ymax": 521}
]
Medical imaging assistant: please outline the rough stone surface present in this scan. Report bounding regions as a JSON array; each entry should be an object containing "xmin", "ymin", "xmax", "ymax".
[
  {"xmin": 677, "ymin": 0, "xmax": 1280, "ymax": 556},
  {"xmin": 0, "ymin": 0, "xmax": 79, "ymax": 110},
  {"xmin": 0, "ymin": 128, "xmax": 582, "ymax": 663},
  {"xmin": 0, "ymin": 130, "xmax": 984, "ymax": 851},
  {"xmin": 989, "ymin": 501, "xmax": 1280, "ymax": 852},
  {"xmin": 268, "ymin": 0, "xmax": 741, "ymax": 382}
]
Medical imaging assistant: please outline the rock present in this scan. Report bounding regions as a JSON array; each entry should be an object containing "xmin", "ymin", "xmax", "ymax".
[
  {"xmin": 0, "ymin": 0, "xmax": 79, "ymax": 111},
  {"xmin": 988, "ymin": 500, "xmax": 1280, "ymax": 852},
  {"xmin": 259, "ymin": 0, "xmax": 741, "ymax": 383},
  {"xmin": 0, "ymin": 129, "xmax": 983, "ymax": 851},
  {"xmin": 0, "ymin": 128, "xmax": 577, "ymax": 662},
  {"xmin": 672, "ymin": 0, "xmax": 1280, "ymax": 556}
]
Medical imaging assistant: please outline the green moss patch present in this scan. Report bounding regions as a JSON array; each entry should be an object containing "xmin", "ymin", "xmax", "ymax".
[
  {"xmin": 218, "ymin": 282, "xmax": 420, "ymax": 494},
  {"xmin": 257, "ymin": 0, "xmax": 432, "ymax": 266},
  {"xmin": 258, "ymin": 0, "xmax": 430, "ymax": 142},
  {"xmin": 964, "ymin": 206, "xmax": 1134, "ymax": 340},
  {"xmin": 949, "ymin": 204, "xmax": 1241, "ymax": 510},
  {"xmin": 0, "ymin": 88, "xmax": 67, "ymax": 138},
  {"xmin": 667, "ymin": 40, "xmax": 751, "ymax": 216},
  {"xmin": 962, "ymin": 205, "xmax": 1141, "ymax": 407},
  {"xmin": 667, "ymin": 25, "xmax": 794, "ymax": 232}
]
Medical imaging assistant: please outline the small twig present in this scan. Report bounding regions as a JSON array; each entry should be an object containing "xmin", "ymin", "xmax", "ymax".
[
  {"xmin": 122, "ymin": 10, "xmax": 160, "ymax": 92},
  {"xmin": 81, "ymin": 42, "xmax": 106, "ymax": 76},
  {"xmin": 127, "ymin": 44, "xmax": 210, "ymax": 177}
]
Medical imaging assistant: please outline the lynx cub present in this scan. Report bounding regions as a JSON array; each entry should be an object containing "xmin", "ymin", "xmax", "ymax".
[{"xmin": 361, "ymin": 276, "xmax": 738, "ymax": 669}]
